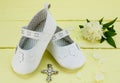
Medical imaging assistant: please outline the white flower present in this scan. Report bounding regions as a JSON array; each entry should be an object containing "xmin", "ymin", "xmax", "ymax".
[
  {"xmin": 81, "ymin": 22, "xmax": 103, "ymax": 42},
  {"xmin": 95, "ymin": 72, "xmax": 104, "ymax": 82},
  {"xmin": 76, "ymin": 72, "xmax": 82, "ymax": 79}
]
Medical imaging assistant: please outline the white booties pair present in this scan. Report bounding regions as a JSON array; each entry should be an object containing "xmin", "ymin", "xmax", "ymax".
[{"xmin": 11, "ymin": 3, "xmax": 85, "ymax": 75}]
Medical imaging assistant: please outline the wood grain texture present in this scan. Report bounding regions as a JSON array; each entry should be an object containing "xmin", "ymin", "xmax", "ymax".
[{"xmin": 0, "ymin": 0, "xmax": 120, "ymax": 20}]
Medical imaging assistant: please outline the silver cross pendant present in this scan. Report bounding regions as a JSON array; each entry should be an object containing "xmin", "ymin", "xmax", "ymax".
[{"xmin": 41, "ymin": 64, "xmax": 58, "ymax": 83}]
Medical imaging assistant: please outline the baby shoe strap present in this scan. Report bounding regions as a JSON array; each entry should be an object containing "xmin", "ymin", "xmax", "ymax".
[
  {"xmin": 52, "ymin": 30, "xmax": 69, "ymax": 41},
  {"xmin": 21, "ymin": 26, "xmax": 48, "ymax": 40}
]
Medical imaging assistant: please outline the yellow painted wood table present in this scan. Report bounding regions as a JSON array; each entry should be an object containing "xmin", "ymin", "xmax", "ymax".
[{"xmin": 0, "ymin": 0, "xmax": 120, "ymax": 83}]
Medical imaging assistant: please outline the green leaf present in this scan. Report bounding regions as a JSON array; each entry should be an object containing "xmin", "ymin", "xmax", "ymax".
[
  {"xmin": 79, "ymin": 25, "xmax": 84, "ymax": 28},
  {"xmin": 103, "ymin": 17, "xmax": 118, "ymax": 27},
  {"xmin": 86, "ymin": 19, "xmax": 90, "ymax": 22},
  {"xmin": 100, "ymin": 36, "xmax": 106, "ymax": 43},
  {"xmin": 102, "ymin": 26, "xmax": 108, "ymax": 30},
  {"xmin": 107, "ymin": 25, "xmax": 115, "ymax": 32},
  {"xmin": 99, "ymin": 17, "xmax": 104, "ymax": 24},
  {"xmin": 104, "ymin": 31, "xmax": 117, "ymax": 37},
  {"xmin": 106, "ymin": 37, "xmax": 116, "ymax": 48}
]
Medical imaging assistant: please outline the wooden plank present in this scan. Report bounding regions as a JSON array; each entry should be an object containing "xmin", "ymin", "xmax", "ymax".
[
  {"xmin": 0, "ymin": 49, "xmax": 120, "ymax": 83},
  {"xmin": 0, "ymin": 21, "xmax": 27, "ymax": 47},
  {"xmin": 0, "ymin": 0, "xmax": 120, "ymax": 20},
  {"xmin": 0, "ymin": 21, "xmax": 120, "ymax": 48}
]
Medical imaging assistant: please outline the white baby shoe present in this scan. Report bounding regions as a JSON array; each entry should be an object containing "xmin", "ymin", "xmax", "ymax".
[
  {"xmin": 47, "ymin": 26, "xmax": 85, "ymax": 70},
  {"xmin": 11, "ymin": 3, "xmax": 56, "ymax": 74}
]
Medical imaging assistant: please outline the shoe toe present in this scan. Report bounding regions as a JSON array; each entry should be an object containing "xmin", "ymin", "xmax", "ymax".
[
  {"xmin": 59, "ymin": 52, "xmax": 85, "ymax": 70},
  {"xmin": 12, "ymin": 53, "xmax": 38, "ymax": 75}
]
